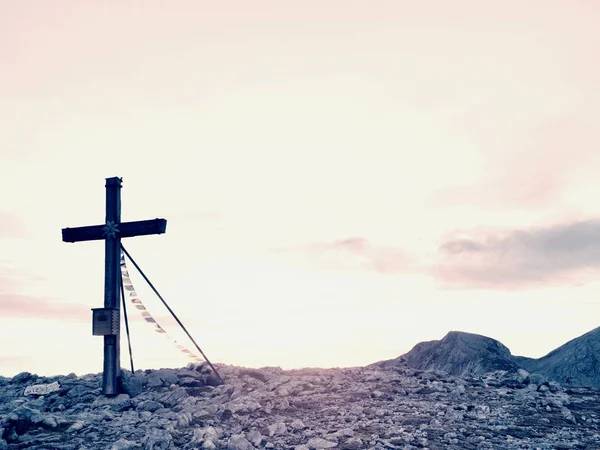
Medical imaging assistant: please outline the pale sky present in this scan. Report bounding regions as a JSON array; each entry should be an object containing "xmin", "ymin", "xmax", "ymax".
[{"xmin": 1, "ymin": 1, "xmax": 600, "ymax": 377}]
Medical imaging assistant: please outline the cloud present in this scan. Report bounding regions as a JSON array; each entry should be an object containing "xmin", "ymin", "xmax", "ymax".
[
  {"xmin": 295, "ymin": 237, "xmax": 411, "ymax": 274},
  {"xmin": 0, "ymin": 266, "xmax": 45, "ymax": 289},
  {"xmin": 278, "ymin": 218, "xmax": 600, "ymax": 290},
  {"xmin": 0, "ymin": 212, "xmax": 27, "ymax": 238},
  {"xmin": 0, "ymin": 263, "xmax": 86, "ymax": 322},
  {"xmin": 434, "ymin": 219, "xmax": 600, "ymax": 289},
  {"xmin": 429, "ymin": 116, "xmax": 600, "ymax": 210},
  {"xmin": 0, "ymin": 293, "xmax": 90, "ymax": 322}
]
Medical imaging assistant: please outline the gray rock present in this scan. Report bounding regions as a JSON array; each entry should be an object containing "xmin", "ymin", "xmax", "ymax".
[
  {"xmin": 227, "ymin": 434, "xmax": 254, "ymax": 450},
  {"xmin": 267, "ymin": 422, "xmax": 287, "ymax": 437},
  {"xmin": 120, "ymin": 373, "xmax": 144, "ymax": 398},
  {"xmin": 146, "ymin": 369, "xmax": 180, "ymax": 388},
  {"xmin": 142, "ymin": 428, "xmax": 173, "ymax": 449},
  {"xmin": 136, "ymin": 400, "xmax": 162, "ymax": 413},
  {"xmin": 67, "ymin": 384, "xmax": 91, "ymax": 398},
  {"xmin": 10, "ymin": 372, "xmax": 33, "ymax": 384},
  {"xmin": 246, "ymin": 429, "xmax": 263, "ymax": 446},
  {"xmin": 158, "ymin": 387, "xmax": 188, "ymax": 408},
  {"xmin": 179, "ymin": 377, "xmax": 205, "ymax": 387},
  {"xmin": 290, "ymin": 419, "xmax": 306, "ymax": 431},
  {"xmin": 561, "ymin": 407, "xmax": 577, "ymax": 423},
  {"xmin": 341, "ymin": 437, "xmax": 362, "ymax": 450},
  {"xmin": 307, "ymin": 437, "xmax": 338, "ymax": 449},
  {"xmin": 528, "ymin": 373, "xmax": 548, "ymax": 386},
  {"xmin": 66, "ymin": 420, "xmax": 85, "ymax": 433},
  {"xmin": 110, "ymin": 438, "xmax": 140, "ymax": 450},
  {"xmin": 93, "ymin": 393, "xmax": 132, "ymax": 412},
  {"xmin": 191, "ymin": 425, "xmax": 222, "ymax": 444},
  {"xmin": 227, "ymin": 397, "xmax": 262, "ymax": 414}
]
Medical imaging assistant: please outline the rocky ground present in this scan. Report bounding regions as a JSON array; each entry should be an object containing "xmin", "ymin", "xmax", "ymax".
[{"xmin": 1, "ymin": 362, "xmax": 599, "ymax": 450}]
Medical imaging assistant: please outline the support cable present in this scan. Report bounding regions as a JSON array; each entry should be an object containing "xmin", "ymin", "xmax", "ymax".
[
  {"xmin": 120, "ymin": 244, "xmax": 224, "ymax": 384},
  {"xmin": 120, "ymin": 273, "xmax": 135, "ymax": 374}
]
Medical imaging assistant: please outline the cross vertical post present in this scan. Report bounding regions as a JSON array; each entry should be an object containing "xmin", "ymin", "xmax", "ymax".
[
  {"xmin": 103, "ymin": 177, "xmax": 122, "ymax": 395},
  {"xmin": 62, "ymin": 176, "xmax": 167, "ymax": 396}
]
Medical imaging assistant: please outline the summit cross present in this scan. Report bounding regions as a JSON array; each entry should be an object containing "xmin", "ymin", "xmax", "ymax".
[{"xmin": 62, "ymin": 177, "xmax": 167, "ymax": 395}]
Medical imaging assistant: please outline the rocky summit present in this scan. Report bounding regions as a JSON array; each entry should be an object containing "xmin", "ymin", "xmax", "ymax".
[
  {"xmin": 376, "ymin": 331, "xmax": 520, "ymax": 377},
  {"xmin": 1, "ymin": 359, "xmax": 600, "ymax": 450}
]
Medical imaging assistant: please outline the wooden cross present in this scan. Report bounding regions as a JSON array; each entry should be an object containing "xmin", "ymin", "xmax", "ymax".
[{"xmin": 62, "ymin": 177, "xmax": 167, "ymax": 395}]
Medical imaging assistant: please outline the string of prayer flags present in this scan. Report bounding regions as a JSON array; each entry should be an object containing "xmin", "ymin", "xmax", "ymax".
[{"xmin": 120, "ymin": 252, "xmax": 203, "ymax": 363}]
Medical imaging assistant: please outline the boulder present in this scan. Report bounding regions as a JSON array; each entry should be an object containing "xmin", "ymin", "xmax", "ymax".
[{"xmin": 227, "ymin": 434, "xmax": 254, "ymax": 450}]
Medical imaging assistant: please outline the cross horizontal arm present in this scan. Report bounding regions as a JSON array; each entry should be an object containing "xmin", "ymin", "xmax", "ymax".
[{"xmin": 62, "ymin": 219, "xmax": 167, "ymax": 243}]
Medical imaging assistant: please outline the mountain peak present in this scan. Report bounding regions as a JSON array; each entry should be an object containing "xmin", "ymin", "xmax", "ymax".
[{"xmin": 400, "ymin": 330, "xmax": 519, "ymax": 377}]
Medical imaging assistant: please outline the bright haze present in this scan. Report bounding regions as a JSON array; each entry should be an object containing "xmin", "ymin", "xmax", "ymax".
[{"xmin": 1, "ymin": 1, "xmax": 599, "ymax": 377}]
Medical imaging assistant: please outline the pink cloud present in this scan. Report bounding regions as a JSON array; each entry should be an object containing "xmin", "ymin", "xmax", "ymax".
[
  {"xmin": 429, "ymin": 111, "xmax": 600, "ymax": 210},
  {"xmin": 0, "ymin": 267, "xmax": 82, "ymax": 321},
  {"xmin": 0, "ymin": 293, "xmax": 89, "ymax": 322},
  {"xmin": 0, "ymin": 212, "xmax": 27, "ymax": 238},
  {"xmin": 289, "ymin": 237, "xmax": 411, "ymax": 275},
  {"xmin": 0, "ymin": 266, "xmax": 45, "ymax": 293}
]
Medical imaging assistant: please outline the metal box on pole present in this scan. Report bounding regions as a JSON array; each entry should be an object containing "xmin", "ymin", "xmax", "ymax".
[{"xmin": 92, "ymin": 308, "xmax": 120, "ymax": 336}]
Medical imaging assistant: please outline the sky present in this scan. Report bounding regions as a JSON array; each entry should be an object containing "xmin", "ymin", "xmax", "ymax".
[{"xmin": 1, "ymin": 1, "xmax": 600, "ymax": 377}]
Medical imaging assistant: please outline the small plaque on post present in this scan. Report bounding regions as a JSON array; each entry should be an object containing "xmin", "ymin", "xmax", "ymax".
[{"xmin": 92, "ymin": 308, "xmax": 120, "ymax": 336}]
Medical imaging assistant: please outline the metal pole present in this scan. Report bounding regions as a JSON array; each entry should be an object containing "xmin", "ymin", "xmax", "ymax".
[
  {"xmin": 103, "ymin": 177, "xmax": 122, "ymax": 395},
  {"xmin": 120, "ymin": 272, "xmax": 135, "ymax": 374}
]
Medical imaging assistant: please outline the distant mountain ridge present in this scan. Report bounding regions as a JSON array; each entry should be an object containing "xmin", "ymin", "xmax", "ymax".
[
  {"xmin": 375, "ymin": 327, "xmax": 600, "ymax": 388},
  {"xmin": 515, "ymin": 326, "xmax": 600, "ymax": 388}
]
